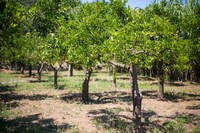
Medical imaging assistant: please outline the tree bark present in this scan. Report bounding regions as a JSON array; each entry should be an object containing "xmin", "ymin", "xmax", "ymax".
[
  {"xmin": 109, "ymin": 61, "xmax": 129, "ymax": 69},
  {"xmin": 192, "ymin": 62, "xmax": 200, "ymax": 82},
  {"xmin": 68, "ymin": 63, "xmax": 74, "ymax": 77},
  {"xmin": 146, "ymin": 68, "xmax": 150, "ymax": 77},
  {"xmin": 51, "ymin": 66, "xmax": 59, "ymax": 89},
  {"xmin": 10, "ymin": 61, "xmax": 15, "ymax": 70},
  {"xmin": 141, "ymin": 68, "xmax": 146, "ymax": 76},
  {"xmin": 20, "ymin": 62, "xmax": 25, "ymax": 74},
  {"xmin": 157, "ymin": 60, "xmax": 164, "ymax": 99},
  {"xmin": 152, "ymin": 62, "xmax": 157, "ymax": 77},
  {"xmin": 82, "ymin": 67, "xmax": 92, "ymax": 103},
  {"xmin": 182, "ymin": 71, "xmax": 186, "ymax": 82},
  {"xmin": 187, "ymin": 71, "xmax": 191, "ymax": 81},
  {"xmin": 28, "ymin": 65, "xmax": 32, "ymax": 77},
  {"xmin": 130, "ymin": 63, "xmax": 142, "ymax": 128},
  {"xmin": 37, "ymin": 63, "xmax": 43, "ymax": 82},
  {"xmin": 112, "ymin": 64, "xmax": 117, "ymax": 88},
  {"xmin": 167, "ymin": 69, "xmax": 175, "ymax": 83},
  {"xmin": 54, "ymin": 69, "xmax": 58, "ymax": 89}
]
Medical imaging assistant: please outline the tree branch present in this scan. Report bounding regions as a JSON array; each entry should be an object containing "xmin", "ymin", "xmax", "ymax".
[
  {"xmin": 109, "ymin": 61, "xmax": 129, "ymax": 69},
  {"xmin": 132, "ymin": 50, "xmax": 147, "ymax": 55}
]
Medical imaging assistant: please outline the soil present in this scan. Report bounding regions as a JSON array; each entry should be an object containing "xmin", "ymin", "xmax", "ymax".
[
  {"xmin": 0, "ymin": 89, "xmax": 199, "ymax": 133},
  {"xmin": 0, "ymin": 70, "xmax": 200, "ymax": 133}
]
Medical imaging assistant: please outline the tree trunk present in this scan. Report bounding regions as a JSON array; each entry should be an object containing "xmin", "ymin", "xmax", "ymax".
[
  {"xmin": 54, "ymin": 69, "xmax": 58, "ymax": 89},
  {"xmin": 28, "ymin": 65, "xmax": 32, "ymax": 77},
  {"xmin": 187, "ymin": 71, "xmax": 191, "ymax": 81},
  {"xmin": 82, "ymin": 67, "xmax": 92, "ymax": 103},
  {"xmin": 167, "ymin": 70, "xmax": 175, "ymax": 82},
  {"xmin": 146, "ymin": 68, "xmax": 150, "ymax": 77},
  {"xmin": 130, "ymin": 63, "xmax": 142, "ymax": 128},
  {"xmin": 37, "ymin": 63, "xmax": 43, "ymax": 82},
  {"xmin": 182, "ymin": 71, "xmax": 186, "ymax": 82},
  {"xmin": 112, "ymin": 64, "xmax": 117, "ymax": 87},
  {"xmin": 51, "ymin": 66, "xmax": 59, "ymax": 89},
  {"xmin": 193, "ymin": 63, "xmax": 200, "ymax": 82},
  {"xmin": 20, "ymin": 62, "xmax": 25, "ymax": 74},
  {"xmin": 10, "ymin": 61, "xmax": 15, "ymax": 70},
  {"xmin": 141, "ymin": 68, "xmax": 146, "ymax": 76},
  {"xmin": 157, "ymin": 60, "xmax": 164, "ymax": 99},
  {"xmin": 68, "ymin": 63, "xmax": 73, "ymax": 77},
  {"xmin": 152, "ymin": 62, "xmax": 157, "ymax": 77},
  {"xmin": 150, "ymin": 69, "xmax": 153, "ymax": 77}
]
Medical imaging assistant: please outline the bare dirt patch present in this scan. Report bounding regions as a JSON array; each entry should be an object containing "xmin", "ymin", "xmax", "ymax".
[
  {"xmin": 1, "ymin": 88, "xmax": 199, "ymax": 133},
  {"xmin": 0, "ymin": 69, "xmax": 13, "ymax": 73},
  {"xmin": 0, "ymin": 70, "xmax": 199, "ymax": 132}
]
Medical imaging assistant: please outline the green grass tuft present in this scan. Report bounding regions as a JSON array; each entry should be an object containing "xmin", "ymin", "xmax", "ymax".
[{"xmin": 192, "ymin": 123, "xmax": 200, "ymax": 133}]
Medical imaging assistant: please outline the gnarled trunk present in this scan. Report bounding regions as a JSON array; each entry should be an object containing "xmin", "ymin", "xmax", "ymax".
[
  {"xmin": 68, "ymin": 63, "xmax": 74, "ymax": 77},
  {"xmin": 51, "ymin": 66, "xmax": 59, "ymax": 89},
  {"xmin": 82, "ymin": 67, "xmax": 92, "ymax": 103},
  {"xmin": 37, "ymin": 63, "xmax": 44, "ymax": 82},
  {"xmin": 157, "ymin": 60, "xmax": 164, "ymax": 99},
  {"xmin": 130, "ymin": 63, "xmax": 142, "ymax": 127}
]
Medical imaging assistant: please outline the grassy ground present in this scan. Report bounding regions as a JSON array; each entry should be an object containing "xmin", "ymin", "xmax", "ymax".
[{"xmin": 0, "ymin": 69, "xmax": 200, "ymax": 133}]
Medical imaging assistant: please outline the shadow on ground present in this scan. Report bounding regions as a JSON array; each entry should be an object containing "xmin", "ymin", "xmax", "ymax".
[
  {"xmin": 61, "ymin": 91, "xmax": 132, "ymax": 104},
  {"xmin": 29, "ymin": 80, "xmax": 48, "ymax": 83},
  {"xmin": 0, "ymin": 93, "xmax": 53, "ymax": 102},
  {"xmin": 142, "ymin": 110, "xmax": 200, "ymax": 132},
  {"xmin": 0, "ymin": 84, "xmax": 75, "ymax": 133},
  {"xmin": 0, "ymin": 84, "xmax": 54, "ymax": 111},
  {"xmin": 117, "ymin": 76, "xmax": 130, "ymax": 80},
  {"xmin": 87, "ymin": 108, "xmax": 194, "ymax": 133},
  {"xmin": 88, "ymin": 108, "xmax": 136, "ymax": 132},
  {"xmin": 164, "ymin": 92, "xmax": 200, "ymax": 102},
  {"xmin": 60, "ymin": 89, "xmax": 200, "ymax": 104},
  {"xmin": 138, "ymin": 76, "xmax": 155, "ymax": 81},
  {"xmin": 142, "ymin": 110, "xmax": 165, "ymax": 132},
  {"xmin": 186, "ymin": 105, "xmax": 200, "ymax": 110},
  {"xmin": 0, "ymin": 84, "xmax": 15, "ymax": 92},
  {"xmin": 0, "ymin": 113, "xmax": 72, "ymax": 133},
  {"xmin": 167, "ymin": 82, "xmax": 185, "ymax": 86},
  {"xmin": 141, "ymin": 90, "xmax": 200, "ymax": 102}
]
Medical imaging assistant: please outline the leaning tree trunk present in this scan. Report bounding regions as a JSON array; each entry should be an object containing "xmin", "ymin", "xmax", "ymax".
[
  {"xmin": 130, "ymin": 63, "xmax": 142, "ymax": 128},
  {"xmin": 51, "ymin": 66, "xmax": 59, "ymax": 89},
  {"xmin": 157, "ymin": 60, "xmax": 164, "ymax": 99},
  {"xmin": 28, "ymin": 65, "xmax": 32, "ymax": 77},
  {"xmin": 82, "ymin": 67, "xmax": 92, "ymax": 103},
  {"xmin": 37, "ymin": 63, "xmax": 44, "ymax": 82},
  {"xmin": 68, "ymin": 63, "xmax": 74, "ymax": 77}
]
